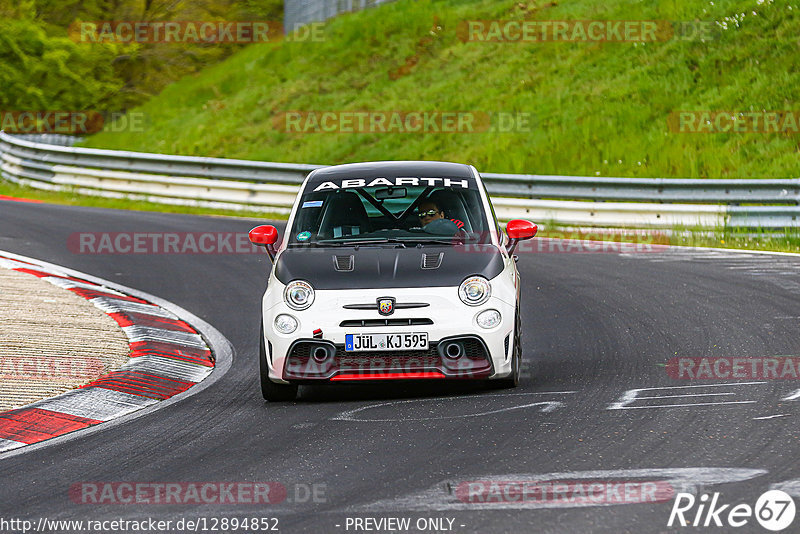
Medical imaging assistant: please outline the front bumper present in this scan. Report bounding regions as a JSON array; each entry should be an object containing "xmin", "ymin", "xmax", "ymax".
[
  {"xmin": 282, "ymin": 335, "xmax": 494, "ymax": 382},
  {"xmin": 262, "ymin": 285, "xmax": 517, "ymax": 384}
]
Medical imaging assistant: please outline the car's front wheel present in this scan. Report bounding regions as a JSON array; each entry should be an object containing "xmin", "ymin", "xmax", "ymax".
[
  {"xmin": 488, "ymin": 306, "xmax": 522, "ymax": 389},
  {"xmin": 260, "ymin": 323, "xmax": 298, "ymax": 401}
]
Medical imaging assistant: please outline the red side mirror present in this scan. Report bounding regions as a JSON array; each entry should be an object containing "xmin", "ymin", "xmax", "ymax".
[
  {"xmin": 506, "ymin": 219, "xmax": 538, "ymax": 240},
  {"xmin": 249, "ymin": 225, "xmax": 278, "ymax": 246}
]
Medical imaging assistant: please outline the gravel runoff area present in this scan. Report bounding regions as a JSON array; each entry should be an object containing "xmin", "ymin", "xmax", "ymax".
[{"xmin": 0, "ymin": 267, "xmax": 130, "ymax": 411}]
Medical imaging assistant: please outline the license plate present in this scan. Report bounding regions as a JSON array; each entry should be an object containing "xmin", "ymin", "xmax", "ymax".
[{"xmin": 345, "ymin": 332, "xmax": 428, "ymax": 352}]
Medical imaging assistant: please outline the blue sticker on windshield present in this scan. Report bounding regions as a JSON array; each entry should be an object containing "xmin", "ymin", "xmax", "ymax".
[
  {"xmin": 296, "ymin": 231, "xmax": 311, "ymax": 241},
  {"xmin": 302, "ymin": 200, "xmax": 323, "ymax": 208}
]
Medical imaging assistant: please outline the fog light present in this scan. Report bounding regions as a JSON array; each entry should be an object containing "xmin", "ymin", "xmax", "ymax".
[
  {"xmin": 476, "ymin": 309, "xmax": 501, "ymax": 329},
  {"xmin": 274, "ymin": 314, "xmax": 298, "ymax": 334}
]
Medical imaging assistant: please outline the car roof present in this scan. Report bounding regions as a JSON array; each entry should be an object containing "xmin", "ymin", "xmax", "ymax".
[{"xmin": 305, "ymin": 161, "xmax": 475, "ymax": 185}]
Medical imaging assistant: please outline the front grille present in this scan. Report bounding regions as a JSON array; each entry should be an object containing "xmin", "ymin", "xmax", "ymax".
[
  {"xmin": 335, "ymin": 352, "xmax": 441, "ymax": 371},
  {"xmin": 334, "ymin": 344, "xmax": 439, "ymax": 360},
  {"xmin": 330, "ymin": 338, "xmax": 489, "ymax": 361},
  {"xmin": 288, "ymin": 343, "xmax": 313, "ymax": 358},
  {"xmin": 339, "ymin": 318, "xmax": 434, "ymax": 327},
  {"xmin": 460, "ymin": 338, "xmax": 490, "ymax": 360}
]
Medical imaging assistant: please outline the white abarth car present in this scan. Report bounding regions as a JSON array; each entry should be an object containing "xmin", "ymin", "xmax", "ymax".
[{"xmin": 249, "ymin": 161, "xmax": 537, "ymax": 401}]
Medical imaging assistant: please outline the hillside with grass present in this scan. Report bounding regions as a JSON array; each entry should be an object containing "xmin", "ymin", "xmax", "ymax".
[
  {"xmin": 82, "ymin": 0, "xmax": 800, "ymax": 178},
  {"xmin": 0, "ymin": 0, "xmax": 282, "ymax": 115}
]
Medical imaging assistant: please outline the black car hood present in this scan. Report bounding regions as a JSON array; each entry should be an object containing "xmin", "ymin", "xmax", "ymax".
[{"xmin": 274, "ymin": 244, "xmax": 504, "ymax": 289}]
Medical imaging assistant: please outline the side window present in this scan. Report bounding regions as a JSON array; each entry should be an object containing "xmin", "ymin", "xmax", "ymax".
[{"xmin": 290, "ymin": 193, "xmax": 327, "ymax": 241}]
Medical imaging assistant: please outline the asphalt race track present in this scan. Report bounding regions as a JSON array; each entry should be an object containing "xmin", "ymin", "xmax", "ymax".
[{"xmin": 2, "ymin": 200, "xmax": 800, "ymax": 533}]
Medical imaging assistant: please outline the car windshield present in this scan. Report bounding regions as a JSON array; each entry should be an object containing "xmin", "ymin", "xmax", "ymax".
[{"xmin": 287, "ymin": 177, "xmax": 491, "ymax": 246}]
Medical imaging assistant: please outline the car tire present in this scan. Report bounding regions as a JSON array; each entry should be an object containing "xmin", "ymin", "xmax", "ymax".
[
  {"xmin": 260, "ymin": 323, "xmax": 298, "ymax": 401},
  {"xmin": 487, "ymin": 306, "xmax": 521, "ymax": 389}
]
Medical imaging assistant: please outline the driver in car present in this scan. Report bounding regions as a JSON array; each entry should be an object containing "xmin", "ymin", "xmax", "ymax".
[{"xmin": 417, "ymin": 200, "xmax": 465, "ymax": 233}]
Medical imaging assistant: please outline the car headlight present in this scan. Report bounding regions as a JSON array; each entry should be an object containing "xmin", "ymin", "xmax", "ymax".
[
  {"xmin": 274, "ymin": 314, "xmax": 298, "ymax": 334},
  {"xmin": 459, "ymin": 276, "xmax": 491, "ymax": 306},
  {"xmin": 284, "ymin": 280, "xmax": 315, "ymax": 310},
  {"xmin": 476, "ymin": 309, "xmax": 501, "ymax": 329}
]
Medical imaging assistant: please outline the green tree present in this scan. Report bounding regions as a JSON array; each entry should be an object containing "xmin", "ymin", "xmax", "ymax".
[{"xmin": 0, "ymin": 0, "xmax": 284, "ymax": 114}]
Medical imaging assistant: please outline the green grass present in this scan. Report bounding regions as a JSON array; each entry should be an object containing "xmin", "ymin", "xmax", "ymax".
[
  {"xmin": 537, "ymin": 225, "xmax": 800, "ymax": 254},
  {"xmin": 80, "ymin": 0, "xmax": 800, "ymax": 179},
  {"xmin": 0, "ymin": 180, "xmax": 280, "ymax": 220},
  {"xmin": 673, "ymin": 225, "xmax": 800, "ymax": 253}
]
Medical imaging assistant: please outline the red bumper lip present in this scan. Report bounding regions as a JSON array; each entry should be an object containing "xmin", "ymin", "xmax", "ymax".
[{"xmin": 330, "ymin": 371, "xmax": 446, "ymax": 381}]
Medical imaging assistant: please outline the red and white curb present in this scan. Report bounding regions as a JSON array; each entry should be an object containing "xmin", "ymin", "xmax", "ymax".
[{"xmin": 0, "ymin": 251, "xmax": 231, "ymax": 455}]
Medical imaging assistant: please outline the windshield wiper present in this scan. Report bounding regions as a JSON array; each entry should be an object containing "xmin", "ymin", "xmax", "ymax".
[
  {"xmin": 291, "ymin": 237, "xmax": 476, "ymax": 248},
  {"xmin": 336, "ymin": 238, "xmax": 408, "ymax": 247},
  {"xmin": 287, "ymin": 241, "xmax": 354, "ymax": 248},
  {"xmin": 295, "ymin": 238, "xmax": 408, "ymax": 247},
  {"xmin": 398, "ymin": 237, "xmax": 472, "ymax": 245}
]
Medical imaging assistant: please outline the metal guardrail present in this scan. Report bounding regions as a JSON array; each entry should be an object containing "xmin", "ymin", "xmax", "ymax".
[
  {"xmin": 1, "ymin": 131, "xmax": 799, "ymax": 227},
  {"xmin": 7, "ymin": 134, "xmax": 83, "ymax": 147},
  {"xmin": 485, "ymin": 173, "xmax": 800, "ymax": 205}
]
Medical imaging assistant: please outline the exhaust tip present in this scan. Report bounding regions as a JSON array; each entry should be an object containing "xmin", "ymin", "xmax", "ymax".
[
  {"xmin": 444, "ymin": 342, "xmax": 463, "ymax": 360},
  {"xmin": 312, "ymin": 345, "xmax": 329, "ymax": 363}
]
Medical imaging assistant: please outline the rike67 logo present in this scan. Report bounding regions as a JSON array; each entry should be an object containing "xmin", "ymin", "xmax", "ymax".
[{"xmin": 668, "ymin": 490, "xmax": 796, "ymax": 531}]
